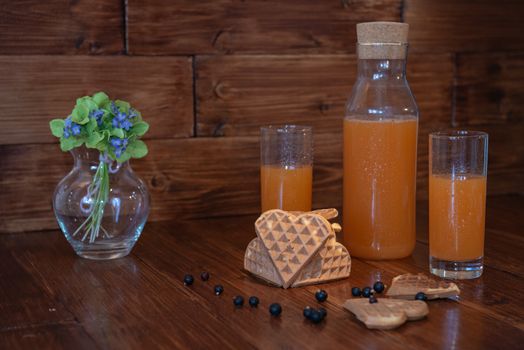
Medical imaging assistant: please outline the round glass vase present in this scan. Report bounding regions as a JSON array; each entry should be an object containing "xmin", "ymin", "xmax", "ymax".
[{"xmin": 53, "ymin": 147, "xmax": 150, "ymax": 260}]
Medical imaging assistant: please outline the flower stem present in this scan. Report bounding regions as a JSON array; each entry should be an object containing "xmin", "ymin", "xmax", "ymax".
[{"xmin": 73, "ymin": 160, "xmax": 109, "ymax": 242}]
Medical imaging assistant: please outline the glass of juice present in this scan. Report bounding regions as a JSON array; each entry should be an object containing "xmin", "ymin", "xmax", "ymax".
[
  {"xmin": 429, "ymin": 131, "xmax": 488, "ymax": 279},
  {"xmin": 260, "ymin": 125, "xmax": 313, "ymax": 212}
]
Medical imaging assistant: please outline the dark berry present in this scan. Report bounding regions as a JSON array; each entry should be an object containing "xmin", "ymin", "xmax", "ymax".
[
  {"xmin": 200, "ymin": 272, "xmax": 210, "ymax": 281},
  {"xmin": 269, "ymin": 303, "xmax": 282, "ymax": 317},
  {"xmin": 183, "ymin": 274, "xmax": 194, "ymax": 286},
  {"xmin": 369, "ymin": 296, "xmax": 378, "ymax": 304},
  {"xmin": 303, "ymin": 306, "xmax": 312, "ymax": 319},
  {"xmin": 351, "ymin": 287, "xmax": 362, "ymax": 297},
  {"xmin": 362, "ymin": 287, "xmax": 372, "ymax": 298},
  {"xmin": 248, "ymin": 296, "xmax": 260, "ymax": 307},
  {"xmin": 214, "ymin": 284, "xmax": 224, "ymax": 296},
  {"xmin": 309, "ymin": 310, "xmax": 322, "ymax": 324},
  {"xmin": 373, "ymin": 281, "xmax": 385, "ymax": 294},
  {"xmin": 233, "ymin": 295, "xmax": 244, "ymax": 307},
  {"xmin": 415, "ymin": 292, "xmax": 428, "ymax": 301},
  {"xmin": 315, "ymin": 289, "xmax": 328, "ymax": 302},
  {"xmin": 318, "ymin": 307, "xmax": 327, "ymax": 320}
]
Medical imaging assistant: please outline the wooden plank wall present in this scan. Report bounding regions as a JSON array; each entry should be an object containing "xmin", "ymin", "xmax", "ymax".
[{"xmin": 1, "ymin": 0, "xmax": 523, "ymax": 233}]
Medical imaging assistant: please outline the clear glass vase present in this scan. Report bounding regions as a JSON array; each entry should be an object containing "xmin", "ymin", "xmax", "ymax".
[{"xmin": 53, "ymin": 147, "xmax": 150, "ymax": 260}]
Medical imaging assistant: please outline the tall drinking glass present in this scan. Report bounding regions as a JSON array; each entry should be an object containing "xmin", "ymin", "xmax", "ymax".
[
  {"xmin": 260, "ymin": 125, "xmax": 313, "ymax": 212},
  {"xmin": 429, "ymin": 131, "xmax": 488, "ymax": 279}
]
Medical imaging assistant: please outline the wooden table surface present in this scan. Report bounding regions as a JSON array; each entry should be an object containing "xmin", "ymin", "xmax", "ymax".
[{"xmin": 1, "ymin": 195, "xmax": 523, "ymax": 349}]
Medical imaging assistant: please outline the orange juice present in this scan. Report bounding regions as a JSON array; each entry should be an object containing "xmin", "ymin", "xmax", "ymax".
[
  {"xmin": 343, "ymin": 117, "xmax": 418, "ymax": 259},
  {"xmin": 260, "ymin": 165, "xmax": 312, "ymax": 212},
  {"xmin": 429, "ymin": 174, "xmax": 486, "ymax": 261}
]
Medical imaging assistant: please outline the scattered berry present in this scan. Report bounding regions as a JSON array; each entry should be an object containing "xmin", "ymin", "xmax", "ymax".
[
  {"xmin": 269, "ymin": 303, "xmax": 282, "ymax": 317},
  {"xmin": 369, "ymin": 296, "xmax": 378, "ymax": 304},
  {"xmin": 318, "ymin": 307, "xmax": 327, "ymax": 320},
  {"xmin": 214, "ymin": 284, "xmax": 224, "ymax": 296},
  {"xmin": 183, "ymin": 274, "xmax": 194, "ymax": 286},
  {"xmin": 315, "ymin": 289, "xmax": 328, "ymax": 302},
  {"xmin": 200, "ymin": 272, "xmax": 210, "ymax": 281},
  {"xmin": 303, "ymin": 306, "xmax": 312, "ymax": 319},
  {"xmin": 351, "ymin": 287, "xmax": 362, "ymax": 297},
  {"xmin": 362, "ymin": 287, "xmax": 372, "ymax": 298},
  {"xmin": 415, "ymin": 292, "xmax": 428, "ymax": 301},
  {"xmin": 248, "ymin": 296, "xmax": 260, "ymax": 307},
  {"xmin": 309, "ymin": 310, "xmax": 322, "ymax": 324},
  {"xmin": 233, "ymin": 295, "xmax": 244, "ymax": 307},
  {"xmin": 373, "ymin": 281, "xmax": 385, "ymax": 294}
]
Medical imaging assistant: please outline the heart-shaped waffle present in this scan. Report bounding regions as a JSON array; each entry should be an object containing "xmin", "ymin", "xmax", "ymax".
[
  {"xmin": 386, "ymin": 273, "xmax": 460, "ymax": 300},
  {"xmin": 244, "ymin": 238, "xmax": 283, "ymax": 286},
  {"xmin": 255, "ymin": 210, "xmax": 331, "ymax": 288},
  {"xmin": 292, "ymin": 235, "xmax": 351, "ymax": 287},
  {"xmin": 343, "ymin": 298, "xmax": 429, "ymax": 330}
]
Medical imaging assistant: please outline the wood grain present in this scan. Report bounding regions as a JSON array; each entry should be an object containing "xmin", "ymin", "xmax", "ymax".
[
  {"xmin": 128, "ymin": 0, "xmax": 401, "ymax": 55},
  {"xmin": 455, "ymin": 52, "xmax": 524, "ymax": 126},
  {"xmin": 0, "ymin": 324, "xmax": 97, "ymax": 350},
  {"xmin": 0, "ymin": 245, "xmax": 75, "ymax": 329},
  {"xmin": 0, "ymin": 0, "xmax": 123, "ymax": 54},
  {"xmin": 1, "ymin": 195, "xmax": 523, "ymax": 348},
  {"xmin": 196, "ymin": 53, "xmax": 452, "ymax": 136},
  {"xmin": 0, "ymin": 56, "xmax": 194, "ymax": 145},
  {"xmin": 404, "ymin": 0, "xmax": 524, "ymax": 53}
]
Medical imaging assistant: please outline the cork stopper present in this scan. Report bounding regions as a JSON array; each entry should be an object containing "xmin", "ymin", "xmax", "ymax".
[{"xmin": 356, "ymin": 22, "xmax": 409, "ymax": 59}]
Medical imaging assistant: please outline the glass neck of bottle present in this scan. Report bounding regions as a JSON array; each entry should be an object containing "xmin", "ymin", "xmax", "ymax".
[{"xmin": 356, "ymin": 43, "xmax": 408, "ymax": 80}]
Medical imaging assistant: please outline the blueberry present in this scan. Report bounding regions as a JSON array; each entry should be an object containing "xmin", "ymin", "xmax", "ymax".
[
  {"xmin": 248, "ymin": 296, "xmax": 260, "ymax": 307},
  {"xmin": 351, "ymin": 287, "xmax": 362, "ymax": 297},
  {"xmin": 362, "ymin": 287, "xmax": 372, "ymax": 298},
  {"xmin": 373, "ymin": 281, "xmax": 385, "ymax": 294},
  {"xmin": 214, "ymin": 284, "xmax": 224, "ymax": 296},
  {"xmin": 369, "ymin": 296, "xmax": 378, "ymax": 304},
  {"xmin": 269, "ymin": 303, "xmax": 282, "ymax": 317},
  {"xmin": 415, "ymin": 292, "xmax": 428, "ymax": 301},
  {"xmin": 200, "ymin": 272, "xmax": 210, "ymax": 281},
  {"xmin": 233, "ymin": 295, "xmax": 244, "ymax": 307},
  {"xmin": 303, "ymin": 306, "xmax": 312, "ymax": 319},
  {"xmin": 315, "ymin": 289, "xmax": 328, "ymax": 302},
  {"xmin": 318, "ymin": 307, "xmax": 327, "ymax": 320},
  {"xmin": 183, "ymin": 274, "xmax": 194, "ymax": 286},
  {"xmin": 309, "ymin": 310, "xmax": 322, "ymax": 324}
]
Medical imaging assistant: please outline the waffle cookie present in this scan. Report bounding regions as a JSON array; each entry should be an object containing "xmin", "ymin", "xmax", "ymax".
[
  {"xmin": 244, "ymin": 209, "xmax": 351, "ymax": 288},
  {"xmin": 343, "ymin": 298, "xmax": 429, "ymax": 330},
  {"xmin": 386, "ymin": 273, "xmax": 461, "ymax": 300}
]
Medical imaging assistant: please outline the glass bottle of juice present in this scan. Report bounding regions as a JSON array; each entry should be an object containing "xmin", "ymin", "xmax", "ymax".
[{"xmin": 343, "ymin": 22, "xmax": 419, "ymax": 259}]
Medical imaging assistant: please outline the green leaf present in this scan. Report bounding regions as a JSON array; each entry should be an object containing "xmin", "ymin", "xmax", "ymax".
[
  {"xmin": 92, "ymin": 92, "xmax": 109, "ymax": 108},
  {"xmin": 131, "ymin": 121, "xmax": 149, "ymax": 136},
  {"xmin": 117, "ymin": 150, "xmax": 132, "ymax": 163},
  {"xmin": 114, "ymin": 100, "xmax": 130, "ymax": 113},
  {"xmin": 111, "ymin": 128, "xmax": 125, "ymax": 138},
  {"xmin": 59, "ymin": 137, "xmax": 82, "ymax": 151},
  {"xmin": 128, "ymin": 140, "xmax": 148, "ymax": 159},
  {"xmin": 71, "ymin": 104, "xmax": 90, "ymax": 125},
  {"xmin": 86, "ymin": 132, "xmax": 105, "ymax": 148},
  {"xmin": 50, "ymin": 119, "xmax": 65, "ymax": 137},
  {"xmin": 85, "ymin": 118, "xmax": 97, "ymax": 134}
]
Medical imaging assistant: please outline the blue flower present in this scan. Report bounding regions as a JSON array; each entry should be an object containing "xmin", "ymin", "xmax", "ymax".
[
  {"xmin": 90, "ymin": 109, "xmax": 105, "ymax": 126},
  {"xmin": 63, "ymin": 116, "xmax": 82, "ymax": 138},
  {"xmin": 110, "ymin": 102, "xmax": 137, "ymax": 131},
  {"xmin": 110, "ymin": 136, "xmax": 129, "ymax": 158}
]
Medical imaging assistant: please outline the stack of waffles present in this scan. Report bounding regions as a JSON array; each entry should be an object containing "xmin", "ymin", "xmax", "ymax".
[{"xmin": 244, "ymin": 209, "xmax": 351, "ymax": 288}]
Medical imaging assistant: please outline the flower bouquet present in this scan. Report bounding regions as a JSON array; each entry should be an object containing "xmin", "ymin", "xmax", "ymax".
[{"xmin": 50, "ymin": 92, "xmax": 150, "ymax": 259}]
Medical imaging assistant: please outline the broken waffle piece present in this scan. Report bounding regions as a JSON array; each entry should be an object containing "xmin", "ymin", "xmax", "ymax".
[
  {"xmin": 343, "ymin": 298, "xmax": 428, "ymax": 330},
  {"xmin": 386, "ymin": 273, "xmax": 460, "ymax": 300}
]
